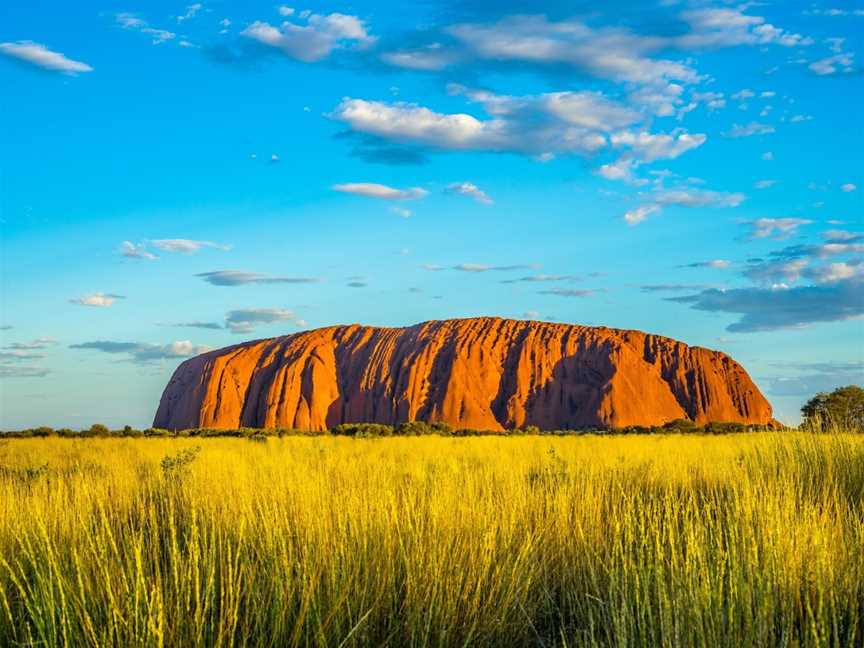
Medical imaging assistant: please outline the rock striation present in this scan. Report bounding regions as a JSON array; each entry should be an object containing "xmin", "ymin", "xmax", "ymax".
[{"xmin": 153, "ymin": 317, "xmax": 774, "ymax": 431}]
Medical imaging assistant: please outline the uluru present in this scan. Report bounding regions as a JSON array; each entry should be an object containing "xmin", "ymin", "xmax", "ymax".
[{"xmin": 153, "ymin": 317, "xmax": 774, "ymax": 431}]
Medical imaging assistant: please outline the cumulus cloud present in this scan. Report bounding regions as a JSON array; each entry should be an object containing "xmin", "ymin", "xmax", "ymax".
[
  {"xmin": 808, "ymin": 53, "xmax": 854, "ymax": 75},
  {"xmin": 445, "ymin": 182, "xmax": 493, "ymax": 204},
  {"xmin": 669, "ymin": 280, "xmax": 864, "ymax": 332},
  {"xmin": 610, "ymin": 130, "xmax": 706, "ymax": 162},
  {"xmin": 224, "ymin": 308, "xmax": 305, "ymax": 333},
  {"xmin": 445, "ymin": 15, "xmax": 698, "ymax": 84},
  {"xmin": 241, "ymin": 12, "xmax": 374, "ymax": 62},
  {"xmin": 841, "ymin": 183, "xmax": 857, "ymax": 192},
  {"xmin": 332, "ymin": 183, "xmax": 427, "ymax": 200},
  {"xmin": 69, "ymin": 293, "xmax": 125, "ymax": 307},
  {"xmin": 677, "ymin": 8, "xmax": 813, "ymax": 49},
  {"xmin": 744, "ymin": 218, "xmax": 812, "ymax": 240},
  {"xmin": 70, "ymin": 340, "xmax": 211, "ymax": 363},
  {"xmin": 383, "ymin": 7, "xmax": 809, "ymax": 87},
  {"xmin": 0, "ymin": 41, "xmax": 93, "ymax": 74},
  {"xmin": 333, "ymin": 94, "xmax": 704, "ymax": 163},
  {"xmin": 196, "ymin": 270, "xmax": 320, "ymax": 286}
]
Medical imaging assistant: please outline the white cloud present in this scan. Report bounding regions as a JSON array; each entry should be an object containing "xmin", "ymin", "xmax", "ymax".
[
  {"xmin": 841, "ymin": 183, "xmax": 857, "ymax": 192},
  {"xmin": 447, "ymin": 15, "xmax": 699, "ymax": 85},
  {"xmin": 69, "ymin": 293, "xmax": 125, "ymax": 307},
  {"xmin": 332, "ymin": 183, "xmax": 428, "ymax": 200},
  {"xmin": 762, "ymin": 151, "xmax": 774, "ymax": 161},
  {"xmin": 390, "ymin": 206, "xmax": 413, "ymax": 218},
  {"xmin": 685, "ymin": 259, "xmax": 732, "ymax": 269},
  {"xmin": 625, "ymin": 188, "xmax": 744, "ymax": 226},
  {"xmin": 224, "ymin": 308, "xmax": 304, "ymax": 333},
  {"xmin": 115, "ymin": 13, "xmax": 176, "ymax": 44},
  {"xmin": 746, "ymin": 218, "xmax": 812, "ymax": 239},
  {"xmin": 654, "ymin": 188, "xmax": 745, "ymax": 208},
  {"xmin": 446, "ymin": 182, "xmax": 493, "ymax": 204},
  {"xmin": 120, "ymin": 241, "xmax": 157, "ymax": 261},
  {"xmin": 624, "ymin": 204, "xmax": 660, "ymax": 225},
  {"xmin": 809, "ymin": 52, "xmax": 854, "ymax": 75},
  {"xmin": 333, "ymin": 91, "xmax": 708, "ymax": 165},
  {"xmin": 71, "ymin": 340, "xmax": 211, "ymax": 362},
  {"xmin": 678, "ymin": 8, "xmax": 813, "ymax": 48},
  {"xmin": 723, "ymin": 122, "xmax": 775, "ymax": 138},
  {"xmin": 691, "ymin": 91, "xmax": 726, "ymax": 110},
  {"xmin": 177, "ymin": 3, "xmax": 202, "ymax": 22},
  {"xmin": 610, "ymin": 130, "xmax": 706, "ymax": 162},
  {"xmin": 241, "ymin": 12, "xmax": 374, "ymax": 62},
  {"xmin": 754, "ymin": 179, "xmax": 778, "ymax": 189},
  {"xmin": 150, "ymin": 239, "xmax": 232, "ymax": 253},
  {"xmin": 0, "ymin": 41, "xmax": 92, "ymax": 74},
  {"xmin": 381, "ymin": 44, "xmax": 454, "ymax": 71},
  {"xmin": 806, "ymin": 262, "xmax": 864, "ymax": 283},
  {"xmin": 3, "ymin": 337, "xmax": 57, "ymax": 350}
]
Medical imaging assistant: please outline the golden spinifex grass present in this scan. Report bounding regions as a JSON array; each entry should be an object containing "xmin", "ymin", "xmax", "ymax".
[{"xmin": 0, "ymin": 433, "xmax": 862, "ymax": 647}]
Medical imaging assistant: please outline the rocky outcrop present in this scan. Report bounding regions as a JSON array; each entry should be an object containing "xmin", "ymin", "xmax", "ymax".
[{"xmin": 153, "ymin": 317, "xmax": 774, "ymax": 431}]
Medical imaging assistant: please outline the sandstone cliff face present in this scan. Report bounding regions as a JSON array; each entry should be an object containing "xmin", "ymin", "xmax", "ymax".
[{"xmin": 153, "ymin": 317, "xmax": 774, "ymax": 431}]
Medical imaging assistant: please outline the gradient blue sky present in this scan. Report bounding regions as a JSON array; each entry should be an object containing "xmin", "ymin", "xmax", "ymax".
[{"xmin": 1, "ymin": 0, "xmax": 862, "ymax": 428}]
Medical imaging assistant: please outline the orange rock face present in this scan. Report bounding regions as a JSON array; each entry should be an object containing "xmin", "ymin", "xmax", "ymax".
[{"xmin": 153, "ymin": 317, "xmax": 774, "ymax": 431}]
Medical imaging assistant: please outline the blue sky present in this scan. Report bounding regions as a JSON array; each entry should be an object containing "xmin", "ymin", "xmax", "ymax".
[{"xmin": 1, "ymin": 0, "xmax": 862, "ymax": 428}]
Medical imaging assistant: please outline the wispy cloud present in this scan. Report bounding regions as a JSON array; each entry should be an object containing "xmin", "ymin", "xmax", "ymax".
[
  {"xmin": 452, "ymin": 263, "xmax": 533, "ymax": 273},
  {"xmin": 681, "ymin": 259, "xmax": 731, "ymax": 269},
  {"xmin": 196, "ymin": 271, "xmax": 320, "ymax": 286},
  {"xmin": 0, "ymin": 41, "xmax": 92, "ymax": 74},
  {"xmin": 501, "ymin": 274, "xmax": 581, "ymax": 284},
  {"xmin": 115, "ymin": 13, "xmax": 177, "ymax": 45},
  {"xmin": 158, "ymin": 321, "xmax": 224, "ymax": 330},
  {"xmin": 539, "ymin": 288, "xmax": 595, "ymax": 298},
  {"xmin": 120, "ymin": 241, "xmax": 158, "ymax": 261},
  {"xmin": 151, "ymin": 239, "xmax": 232, "ymax": 253},
  {"xmin": 723, "ymin": 122, "xmax": 775, "ymax": 138},
  {"xmin": 0, "ymin": 365, "xmax": 50, "ymax": 378},
  {"xmin": 70, "ymin": 340, "xmax": 211, "ymax": 362},
  {"xmin": 332, "ymin": 183, "xmax": 427, "ymax": 200},
  {"xmin": 3, "ymin": 337, "xmax": 57, "ymax": 350},
  {"xmin": 446, "ymin": 182, "xmax": 493, "ymax": 204},
  {"xmin": 225, "ymin": 308, "xmax": 305, "ymax": 334},
  {"xmin": 744, "ymin": 218, "xmax": 812, "ymax": 240}
]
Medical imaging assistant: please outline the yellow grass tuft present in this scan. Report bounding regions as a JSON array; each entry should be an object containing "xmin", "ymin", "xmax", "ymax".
[{"xmin": 0, "ymin": 432, "xmax": 862, "ymax": 646}]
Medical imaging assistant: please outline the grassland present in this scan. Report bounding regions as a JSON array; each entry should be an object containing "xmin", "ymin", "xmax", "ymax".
[{"xmin": 0, "ymin": 432, "xmax": 862, "ymax": 647}]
